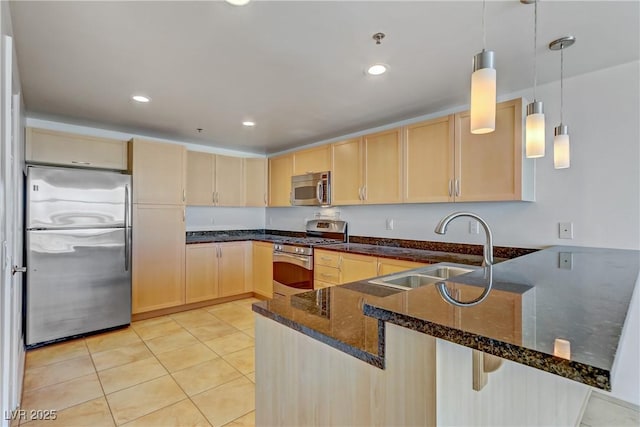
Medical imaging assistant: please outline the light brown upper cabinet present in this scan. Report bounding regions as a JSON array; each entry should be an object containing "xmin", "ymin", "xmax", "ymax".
[
  {"xmin": 363, "ymin": 128, "xmax": 403, "ymax": 204},
  {"xmin": 186, "ymin": 151, "xmax": 214, "ymax": 205},
  {"xmin": 292, "ymin": 145, "xmax": 331, "ymax": 175},
  {"xmin": 26, "ymin": 127, "xmax": 128, "ymax": 170},
  {"xmin": 268, "ymin": 153, "xmax": 293, "ymax": 207},
  {"xmin": 245, "ymin": 158, "xmax": 268, "ymax": 207},
  {"xmin": 404, "ymin": 115, "xmax": 455, "ymax": 203},
  {"xmin": 454, "ymin": 98, "xmax": 533, "ymax": 202},
  {"xmin": 129, "ymin": 138, "xmax": 186, "ymax": 205},
  {"xmin": 331, "ymin": 129, "xmax": 402, "ymax": 206},
  {"xmin": 185, "ymin": 151, "xmax": 244, "ymax": 206},
  {"xmin": 403, "ymin": 98, "xmax": 533, "ymax": 203},
  {"xmin": 331, "ymin": 138, "xmax": 364, "ymax": 205}
]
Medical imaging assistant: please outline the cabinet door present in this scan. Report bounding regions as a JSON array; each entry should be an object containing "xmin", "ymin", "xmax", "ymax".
[
  {"xmin": 130, "ymin": 139, "xmax": 186, "ymax": 205},
  {"xmin": 339, "ymin": 253, "xmax": 378, "ymax": 284},
  {"xmin": 186, "ymin": 151, "xmax": 214, "ymax": 206},
  {"xmin": 377, "ymin": 258, "xmax": 427, "ymax": 276},
  {"xmin": 215, "ymin": 155, "xmax": 245, "ymax": 206},
  {"xmin": 293, "ymin": 145, "xmax": 331, "ymax": 175},
  {"xmin": 363, "ymin": 128, "xmax": 402, "ymax": 204},
  {"xmin": 455, "ymin": 98, "xmax": 524, "ymax": 202},
  {"xmin": 331, "ymin": 138, "xmax": 363, "ymax": 205},
  {"xmin": 218, "ymin": 242, "xmax": 248, "ymax": 297},
  {"xmin": 404, "ymin": 116, "xmax": 455, "ymax": 203},
  {"xmin": 245, "ymin": 158, "xmax": 267, "ymax": 207},
  {"xmin": 186, "ymin": 244, "xmax": 219, "ymax": 303},
  {"xmin": 252, "ymin": 242, "xmax": 273, "ymax": 298},
  {"xmin": 268, "ymin": 154, "xmax": 293, "ymax": 207},
  {"xmin": 26, "ymin": 128, "xmax": 128, "ymax": 170},
  {"xmin": 132, "ymin": 204, "xmax": 185, "ymax": 313}
]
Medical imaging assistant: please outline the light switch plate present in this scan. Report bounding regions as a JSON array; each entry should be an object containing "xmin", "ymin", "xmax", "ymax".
[
  {"xmin": 385, "ymin": 218, "xmax": 395, "ymax": 230},
  {"xmin": 469, "ymin": 220, "xmax": 479, "ymax": 234},
  {"xmin": 559, "ymin": 222, "xmax": 574, "ymax": 239}
]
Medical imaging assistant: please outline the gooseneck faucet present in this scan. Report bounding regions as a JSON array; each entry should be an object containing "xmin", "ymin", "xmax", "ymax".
[{"xmin": 434, "ymin": 212, "xmax": 494, "ymax": 267}]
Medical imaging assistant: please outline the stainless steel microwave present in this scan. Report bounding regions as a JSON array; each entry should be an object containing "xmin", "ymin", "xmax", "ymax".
[{"xmin": 291, "ymin": 171, "xmax": 331, "ymax": 206}]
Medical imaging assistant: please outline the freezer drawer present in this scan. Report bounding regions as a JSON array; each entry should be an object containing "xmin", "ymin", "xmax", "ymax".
[
  {"xmin": 27, "ymin": 166, "xmax": 131, "ymax": 229},
  {"xmin": 26, "ymin": 228, "xmax": 131, "ymax": 346}
]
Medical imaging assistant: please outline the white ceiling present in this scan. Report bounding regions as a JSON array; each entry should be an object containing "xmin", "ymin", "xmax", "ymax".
[{"xmin": 9, "ymin": 1, "xmax": 639, "ymax": 154}]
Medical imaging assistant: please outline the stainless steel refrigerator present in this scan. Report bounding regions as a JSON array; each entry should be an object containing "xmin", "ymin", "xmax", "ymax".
[{"xmin": 25, "ymin": 166, "xmax": 132, "ymax": 346}]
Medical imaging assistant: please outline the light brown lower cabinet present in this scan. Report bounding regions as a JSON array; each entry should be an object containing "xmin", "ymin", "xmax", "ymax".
[
  {"xmin": 314, "ymin": 249, "xmax": 428, "ymax": 287},
  {"xmin": 185, "ymin": 241, "xmax": 250, "ymax": 303},
  {"xmin": 132, "ymin": 204, "xmax": 185, "ymax": 314},
  {"xmin": 252, "ymin": 242, "xmax": 273, "ymax": 298}
]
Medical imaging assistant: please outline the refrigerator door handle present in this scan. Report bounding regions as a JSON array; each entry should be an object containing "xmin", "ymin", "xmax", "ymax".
[{"xmin": 124, "ymin": 185, "xmax": 130, "ymax": 272}]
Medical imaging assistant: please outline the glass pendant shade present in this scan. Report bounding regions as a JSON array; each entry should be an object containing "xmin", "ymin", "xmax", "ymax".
[
  {"xmin": 525, "ymin": 101, "xmax": 545, "ymax": 158},
  {"xmin": 470, "ymin": 50, "xmax": 496, "ymax": 134},
  {"xmin": 553, "ymin": 125, "xmax": 570, "ymax": 169}
]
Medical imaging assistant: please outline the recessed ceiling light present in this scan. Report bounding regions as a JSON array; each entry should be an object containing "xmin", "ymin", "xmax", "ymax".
[
  {"xmin": 366, "ymin": 64, "xmax": 388, "ymax": 76},
  {"xmin": 242, "ymin": 121, "xmax": 256, "ymax": 127},
  {"xmin": 132, "ymin": 95, "xmax": 151, "ymax": 103},
  {"xmin": 225, "ymin": 0, "xmax": 251, "ymax": 5}
]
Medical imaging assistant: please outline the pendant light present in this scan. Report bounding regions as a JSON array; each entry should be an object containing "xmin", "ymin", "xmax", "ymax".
[
  {"xmin": 549, "ymin": 36, "xmax": 575, "ymax": 169},
  {"xmin": 470, "ymin": 0, "xmax": 496, "ymax": 135},
  {"xmin": 525, "ymin": 0, "xmax": 545, "ymax": 158}
]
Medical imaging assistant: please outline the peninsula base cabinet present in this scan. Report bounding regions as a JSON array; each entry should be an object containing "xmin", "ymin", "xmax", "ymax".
[
  {"xmin": 255, "ymin": 317, "xmax": 591, "ymax": 427},
  {"xmin": 256, "ymin": 318, "xmax": 436, "ymax": 426}
]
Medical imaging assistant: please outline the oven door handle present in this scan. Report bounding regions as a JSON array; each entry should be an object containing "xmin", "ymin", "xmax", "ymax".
[{"xmin": 273, "ymin": 252, "xmax": 313, "ymax": 270}]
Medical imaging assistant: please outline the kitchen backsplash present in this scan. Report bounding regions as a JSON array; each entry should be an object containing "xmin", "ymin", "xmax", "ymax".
[{"xmin": 185, "ymin": 206, "xmax": 266, "ymax": 231}]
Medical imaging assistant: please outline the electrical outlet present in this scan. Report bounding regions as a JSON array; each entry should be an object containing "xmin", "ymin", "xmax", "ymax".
[
  {"xmin": 210, "ymin": 217, "xmax": 215, "ymax": 224},
  {"xmin": 559, "ymin": 252, "xmax": 573, "ymax": 269},
  {"xmin": 469, "ymin": 220, "xmax": 479, "ymax": 234},
  {"xmin": 385, "ymin": 218, "xmax": 395, "ymax": 230},
  {"xmin": 559, "ymin": 222, "xmax": 574, "ymax": 239}
]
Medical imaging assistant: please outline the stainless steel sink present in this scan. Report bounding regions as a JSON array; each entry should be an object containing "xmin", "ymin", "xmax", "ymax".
[
  {"xmin": 423, "ymin": 266, "xmax": 475, "ymax": 279},
  {"xmin": 375, "ymin": 274, "xmax": 443, "ymax": 290},
  {"xmin": 368, "ymin": 263, "xmax": 476, "ymax": 290}
]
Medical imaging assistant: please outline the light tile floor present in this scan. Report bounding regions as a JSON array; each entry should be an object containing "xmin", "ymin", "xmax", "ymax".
[{"xmin": 17, "ymin": 298, "xmax": 260, "ymax": 427}]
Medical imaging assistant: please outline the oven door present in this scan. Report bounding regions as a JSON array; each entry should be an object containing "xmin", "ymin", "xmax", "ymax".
[{"xmin": 273, "ymin": 252, "xmax": 313, "ymax": 297}]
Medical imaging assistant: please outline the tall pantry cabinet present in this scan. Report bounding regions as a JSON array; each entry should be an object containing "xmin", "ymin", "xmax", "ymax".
[{"xmin": 129, "ymin": 139, "xmax": 187, "ymax": 314}]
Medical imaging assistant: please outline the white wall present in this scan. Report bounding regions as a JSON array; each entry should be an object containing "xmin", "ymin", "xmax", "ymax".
[
  {"xmin": 185, "ymin": 206, "xmax": 265, "ymax": 232},
  {"xmin": 267, "ymin": 61, "xmax": 640, "ymax": 251}
]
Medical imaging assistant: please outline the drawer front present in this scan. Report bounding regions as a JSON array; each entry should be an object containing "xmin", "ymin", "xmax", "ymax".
[
  {"xmin": 314, "ymin": 250, "xmax": 341, "ymax": 268},
  {"xmin": 377, "ymin": 258, "xmax": 428, "ymax": 276},
  {"xmin": 314, "ymin": 265, "xmax": 341, "ymax": 284},
  {"xmin": 314, "ymin": 279, "xmax": 335, "ymax": 290}
]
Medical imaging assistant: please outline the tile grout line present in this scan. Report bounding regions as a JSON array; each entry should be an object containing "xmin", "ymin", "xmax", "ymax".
[{"xmin": 85, "ymin": 337, "xmax": 119, "ymax": 427}]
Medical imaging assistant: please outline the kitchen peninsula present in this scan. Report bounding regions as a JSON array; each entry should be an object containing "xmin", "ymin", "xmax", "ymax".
[{"xmin": 253, "ymin": 245, "xmax": 639, "ymax": 426}]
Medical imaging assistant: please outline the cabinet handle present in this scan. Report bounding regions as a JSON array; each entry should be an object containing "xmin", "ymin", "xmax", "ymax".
[
  {"xmin": 183, "ymin": 189, "xmax": 186, "ymax": 202},
  {"xmin": 455, "ymin": 180, "xmax": 460, "ymax": 197},
  {"xmin": 71, "ymin": 160, "xmax": 91, "ymax": 165},
  {"xmin": 321, "ymin": 256, "xmax": 333, "ymax": 261},
  {"xmin": 215, "ymin": 191, "xmax": 219, "ymax": 205},
  {"xmin": 320, "ymin": 273, "xmax": 336, "ymax": 279},
  {"xmin": 362, "ymin": 185, "xmax": 366, "ymax": 201},
  {"xmin": 183, "ymin": 208, "xmax": 185, "ymax": 222},
  {"xmin": 219, "ymin": 246, "xmax": 222, "ymax": 258},
  {"xmin": 338, "ymin": 255, "xmax": 343, "ymax": 269},
  {"xmin": 376, "ymin": 261, "xmax": 381, "ymax": 276},
  {"xmin": 264, "ymin": 193, "xmax": 267, "ymax": 206},
  {"xmin": 448, "ymin": 180, "xmax": 453, "ymax": 197},
  {"xmin": 289, "ymin": 191, "xmax": 293, "ymax": 206},
  {"xmin": 213, "ymin": 192, "xmax": 216, "ymax": 204}
]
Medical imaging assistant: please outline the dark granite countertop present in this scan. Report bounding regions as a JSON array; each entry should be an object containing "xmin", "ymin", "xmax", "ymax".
[{"xmin": 253, "ymin": 245, "xmax": 640, "ymax": 391}]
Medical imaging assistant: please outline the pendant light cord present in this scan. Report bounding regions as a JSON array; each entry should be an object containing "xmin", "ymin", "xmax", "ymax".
[
  {"xmin": 560, "ymin": 47, "xmax": 564, "ymax": 124},
  {"xmin": 533, "ymin": 0, "xmax": 538, "ymax": 101},
  {"xmin": 482, "ymin": 0, "xmax": 487, "ymax": 50}
]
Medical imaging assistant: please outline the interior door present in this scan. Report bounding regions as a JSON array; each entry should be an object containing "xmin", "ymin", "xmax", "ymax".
[{"xmin": 1, "ymin": 34, "xmax": 23, "ymax": 427}]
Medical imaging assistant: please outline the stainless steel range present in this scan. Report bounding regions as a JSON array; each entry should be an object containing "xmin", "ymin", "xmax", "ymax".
[{"xmin": 272, "ymin": 219, "xmax": 348, "ymax": 297}]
